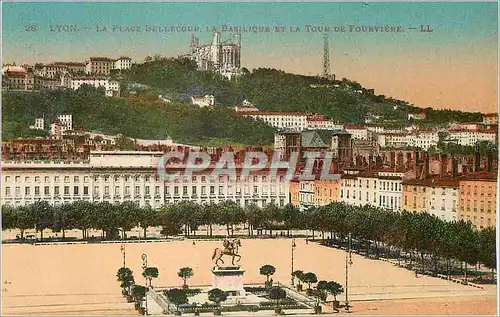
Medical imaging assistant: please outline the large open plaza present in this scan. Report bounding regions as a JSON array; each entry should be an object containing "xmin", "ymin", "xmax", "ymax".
[{"xmin": 2, "ymin": 234, "xmax": 497, "ymax": 315}]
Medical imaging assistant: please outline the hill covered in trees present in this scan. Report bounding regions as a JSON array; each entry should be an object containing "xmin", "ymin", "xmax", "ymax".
[
  {"xmin": 123, "ymin": 56, "xmax": 483, "ymax": 125},
  {"xmin": 1, "ymin": 88, "xmax": 276, "ymax": 145},
  {"xmin": 2, "ymin": 56, "xmax": 483, "ymax": 145}
]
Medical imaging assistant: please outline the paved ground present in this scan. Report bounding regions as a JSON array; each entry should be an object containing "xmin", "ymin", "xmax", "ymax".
[{"xmin": 2, "ymin": 232, "xmax": 497, "ymax": 315}]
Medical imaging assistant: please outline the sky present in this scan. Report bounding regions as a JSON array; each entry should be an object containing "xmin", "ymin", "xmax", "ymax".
[{"xmin": 2, "ymin": 2, "xmax": 498, "ymax": 113}]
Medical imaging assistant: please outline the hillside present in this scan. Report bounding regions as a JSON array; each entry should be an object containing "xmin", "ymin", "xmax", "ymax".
[
  {"xmin": 2, "ymin": 56, "xmax": 484, "ymax": 145},
  {"xmin": 123, "ymin": 57, "xmax": 483, "ymax": 125},
  {"xmin": 1, "ymin": 87, "xmax": 276, "ymax": 145}
]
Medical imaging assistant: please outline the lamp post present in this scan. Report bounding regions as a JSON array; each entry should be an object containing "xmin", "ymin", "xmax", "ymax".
[
  {"xmin": 291, "ymin": 238, "xmax": 297, "ymax": 286},
  {"xmin": 345, "ymin": 233, "xmax": 353, "ymax": 313},
  {"xmin": 119, "ymin": 229, "xmax": 126, "ymax": 268},
  {"xmin": 142, "ymin": 253, "xmax": 148, "ymax": 315}
]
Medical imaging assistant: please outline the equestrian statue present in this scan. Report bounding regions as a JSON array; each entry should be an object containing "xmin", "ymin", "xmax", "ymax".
[{"xmin": 212, "ymin": 238, "xmax": 242, "ymax": 267}]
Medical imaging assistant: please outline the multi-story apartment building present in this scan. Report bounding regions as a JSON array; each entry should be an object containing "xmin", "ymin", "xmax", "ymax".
[
  {"xmin": 114, "ymin": 57, "xmax": 132, "ymax": 70},
  {"xmin": 306, "ymin": 115, "xmax": 343, "ymax": 131},
  {"xmin": 457, "ymin": 171, "xmax": 497, "ymax": 229},
  {"xmin": 345, "ymin": 126, "xmax": 369, "ymax": 140},
  {"xmin": 314, "ymin": 179, "xmax": 341, "ymax": 206},
  {"xmin": 377, "ymin": 132, "xmax": 410, "ymax": 148},
  {"xmin": 1, "ymin": 151, "xmax": 290, "ymax": 209},
  {"xmin": 70, "ymin": 77, "xmax": 120, "ymax": 97},
  {"xmin": 483, "ymin": 113, "xmax": 498, "ymax": 125},
  {"xmin": 240, "ymin": 111, "xmax": 308, "ymax": 132},
  {"xmin": 402, "ymin": 178, "xmax": 459, "ymax": 222},
  {"xmin": 447, "ymin": 129, "xmax": 497, "ymax": 146},
  {"xmin": 86, "ymin": 57, "xmax": 114, "ymax": 75},
  {"xmin": 407, "ymin": 130, "xmax": 439, "ymax": 151},
  {"xmin": 339, "ymin": 168, "xmax": 404, "ymax": 211},
  {"xmin": 289, "ymin": 179, "xmax": 300, "ymax": 206},
  {"xmin": 298, "ymin": 180, "xmax": 315, "ymax": 210}
]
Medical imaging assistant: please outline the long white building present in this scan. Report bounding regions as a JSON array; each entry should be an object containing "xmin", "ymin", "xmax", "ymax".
[
  {"xmin": 339, "ymin": 169, "xmax": 405, "ymax": 212},
  {"xmin": 70, "ymin": 77, "xmax": 120, "ymax": 97},
  {"xmin": 240, "ymin": 111, "xmax": 308, "ymax": 132},
  {"xmin": 1, "ymin": 152, "xmax": 289, "ymax": 209}
]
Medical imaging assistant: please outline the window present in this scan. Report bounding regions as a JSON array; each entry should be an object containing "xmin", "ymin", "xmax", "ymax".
[
  {"xmin": 174, "ymin": 186, "xmax": 179, "ymax": 195},
  {"xmin": 210, "ymin": 186, "xmax": 215, "ymax": 194},
  {"xmin": 219, "ymin": 186, "xmax": 224, "ymax": 195},
  {"xmin": 35, "ymin": 176, "xmax": 40, "ymax": 183},
  {"xmin": 192, "ymin": 176, "xmax": 197, "ymax": 182},
  {"xmin": 74, "ymin": 186, "xmax": 79, "ymax": 195},
  {"xmin": 65, "ymin": 176, "xmax": 70, "ymax": 183},
  {"xmin": 15, "ymin": 176, "xmax": 20, "ymax": 183},
  {"xmin": 25, "ymin": 176, "xmax": 30, "ymax": 183},
  {"xmin": 192, "ymin": 186, "xmax": 197, "ymax": 195},
  {"xmin": 5, "ymin": 187, "xmax": 11, "ymax": 196},
  {"xmin": 135, "ymin": 186, "xmax": 140, "ymax": 195},
  {"xmin": 125, "ymin": 186, "xmax": 130, "ymax": 195},
  {"xmin": 94, "ymin": 186, "xmax": 99, "ymax": 196},
  {"xmin": 104, "ymin": 186, "xmax": 110, "ymax": 195},
  {"xmin": 84, "ymin": 176, "xmax": 89, "ymax": 183},
  {"xmin": 74, "ymin": 176, "xmax": 79, "ymax": 183},
  {"xmin": 84, "ymin": 186, "xmax": 89, "ymax": 195},
  {"xmin": 44, "ymin": 176, "xmax": 50, "ymax": 183},
  {"xmin": 145, "ymin": 186, "xmax": 150, "ymax": 195},
  {"xmin": 54, "ymin": 186, "xmax": 60, "ymax": 196},
  {"xmin": 201, "ymin": 186, "xmax": 206, "ymax": 195},
  {"xmin": 44, "ymin": 186, "xmax": 49, "ymax": 195},
  {"xmin": 5, "ymin": 176, "xmax": 10, "ymax": 183},
  {"xmin": 145, "ymin": 176, "xmax": 150, "ymax": 182},
  {"xmin": 202, "ymin": 176, "xmax": 206, "ymax": 182},
  {"xmin": 156, "ymin": 186, "xmax": 161, "ymax": 195},
  {"xmin": 114, "ymin": 176, "xmax": 119, "ymax": 182},
  {"xmin": 64, "ymin": 186, "xmax": 70, "ymax": 195},
  {"xmin": 25, "ymin": 187, "xmax": 30, "ymax": 195},
  {"xmin": 114, "ymin": 186, "xmax": 120, "ymax": 195}
]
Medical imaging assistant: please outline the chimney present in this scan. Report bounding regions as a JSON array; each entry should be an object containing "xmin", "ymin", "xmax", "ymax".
[
  {"xmin": 425, "ymin": 152, "xmax": 430, "ymax": 179},
  {"xmin": 452, "ymin": 156, "xmax": 458, "ymax": 178},
  {"xmin": 474, "ymin": 152, "xmax": 481, "ymax": 172},
  {"xmin": 440, "ymin": 154, "xmax": 448, "ymax": 178}
]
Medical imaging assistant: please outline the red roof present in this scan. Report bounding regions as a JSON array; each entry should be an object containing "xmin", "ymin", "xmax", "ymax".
[
  {"xmin": 89, "ymin": 57, "xmax": 113, "ymax": 61},
  {"xmin": 239, "ymin": 111, "xmax": 307, "ymax": 116},
  {"xmin": 402, "ymin": 177, "xmax": 460, "ymax": 187},
  {"xmin": 457, "ymin": 171, "xmax": 498, "ymax": 181},
  {"xmin": 483, "ymin": 113, "xmax": 498, "ymax": 117},
  {"xmin": 345, "ymin": 125, "xmax": 366, "ymax": 130},
  {"xmin": 117, "ymin": 56, "xmax": 132, "ymax": 60}
]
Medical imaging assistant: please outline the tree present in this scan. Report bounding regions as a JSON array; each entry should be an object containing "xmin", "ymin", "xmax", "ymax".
[
  {"xmin": 117, "ymin": 267, "xmax": 133, "ymax": 282},
  {"xmin": 208, "ymin": 288, "xmax": 227, "ymax": 312},
  {"xmin": 269, "ymin": 286, "xmax": 287, "ymax": 309},
  {"xmin": 259, "ymin": 265, "xmax": 276, "ymax": 283},
  {"xmin": 27, "ymin": 201, "xmax": 53, "ymax": 241},
  {"xmin": 302, "ymin": 272, "xmax": 318, "ymax": 290},
  {"xmin": 177, "ymin": 267, "xmax": 194, "ymax": 289},
  {"xmin": 131, "ymin": 284, "xmax": 147, "ymax": 305},
  {"xmin": 165, "ymin": 288, "xmax": 188, "ymax": 313},
  {"xmin": 317, "ymin": 281, "xmax": 343, "ymax": 302},
  {"xmin": 142, "ymin": 267, "xmax": 159, "ymax": 288},
  {"xmin": 292, "ymin": 270, "xmax": 304, "ymax": 287}
]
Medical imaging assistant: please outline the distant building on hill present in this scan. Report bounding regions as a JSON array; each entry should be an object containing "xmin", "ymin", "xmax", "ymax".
[
  {"xmin": 407, "ymin": 112, "xmax": 427, "ymax": 120},
  {"xmin": 191, "ymin": 94, "xmax": 215, "ymax": 107},
  {"xmin": 188, "ymin": 32, "xmax": 241, "ymax": 80},
  {"xmin": 483, "ymin": 113, "xmax": 498, "ymax": 125}
]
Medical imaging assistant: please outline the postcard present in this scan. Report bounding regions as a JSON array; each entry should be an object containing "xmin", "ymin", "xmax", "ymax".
[{"xmin": 1, "ymin": 1, "xmax": 498, "ymax": 316}]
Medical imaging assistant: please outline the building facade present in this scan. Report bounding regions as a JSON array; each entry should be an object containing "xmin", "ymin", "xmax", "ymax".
[
  {"xmin": 1, "ymin": 152, "xmax": 290, "ymax": 209},
  {"xmin": 241, "ymin": 111, "xmax": 308, "ymax": 132},
  {"xmin": 457, "ymin": 172, "xmax": 497, "ymax": 229},
  {"xmin": 114, "ymin": 57, "xmax": 132, "ymax": 70},
  {"xmin": 70, "ymin": 77, "xmax": 120, "ymax": 97},
  {"xmin": 86, "ymin": 57, "xmax": 114, "ymax": 75}
]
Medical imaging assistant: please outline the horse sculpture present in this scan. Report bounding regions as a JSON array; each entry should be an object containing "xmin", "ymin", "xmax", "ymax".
[{"xmin": 212, "ymin": 238, "xmax": 241, "ymax": 267}]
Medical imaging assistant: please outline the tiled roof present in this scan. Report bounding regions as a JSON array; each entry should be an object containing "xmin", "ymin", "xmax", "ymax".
[{"xmin": 402, "ymin": 177, "xmax": 460, "ymax": 187}]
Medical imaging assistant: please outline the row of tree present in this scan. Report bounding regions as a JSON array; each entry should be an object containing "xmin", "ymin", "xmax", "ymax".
[{"xmin": 2, "ymin": 200, "xmax": 496, "ymax": 276}]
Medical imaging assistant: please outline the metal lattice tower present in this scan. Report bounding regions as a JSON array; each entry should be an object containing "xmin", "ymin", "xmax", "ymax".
[{"xmin": 323, "ymin": 34, "xmax": 330, "ymax": 79}]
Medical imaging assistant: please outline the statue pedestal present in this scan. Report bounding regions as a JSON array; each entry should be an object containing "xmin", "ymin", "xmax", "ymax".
[{"xmin": 211, "ymin": 267, "xmax": 246, "ymax": 296}]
